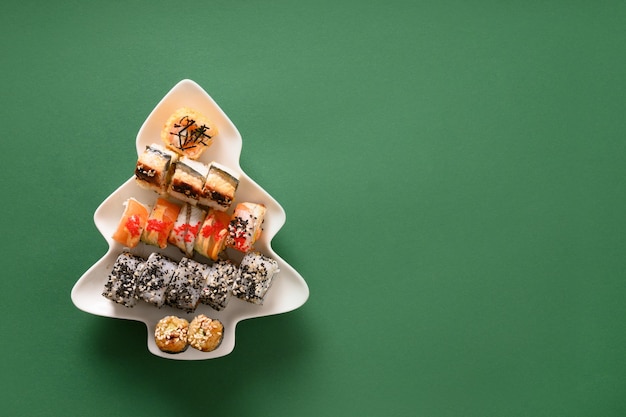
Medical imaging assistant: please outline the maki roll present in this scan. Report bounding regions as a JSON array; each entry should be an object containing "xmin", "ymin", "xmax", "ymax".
[
  {"xmin": 155, "ymin": 316, "xmax": 189, "ymax": 354},
  {"xmin": 194, "ymin": 209, "xmax": 230, "ymax": 261},
  {"xmin": 161, "ymin": 107, "xmax": 218, "ymax": 160},
  {"xmin": 187, "ymin": 314, "xmax": 223, "ymax": 352},
  {"xmin": 200, "ymin": 260, "xmax": 238, "ymax": 311},
  {"xmin": 232, "ymin": 252, "xmax": 279, "ymax": 305},
  {"xmin": 135, "ymin": 252, "xmax": 178, "ymax": 308},
  {"xmin": 112, "ymin": 198, "xmax": 150, "ymax": 248},
  {"xmin": 226, "ymin": 202, "xmax": 266, "ymax": 253},
  {"xmin": 168, "ymin": 203, "xmax": 207, "ymax": 256},
  {"xmin": 134, "ymin": 143, "xmax": 178, "ymax": 194},
  {"xmin": 165, "ymin": 257, "xmax": 209, "ymax": 313},
  {"xmin": 102, "ymin": 252, "xmax": 145, "ymax": 307},
  {"xmin": 167, "ymin": 157, "xmax": 209, "ymax": 205},
  {"xmin": 199, "ymin": 161, "xmax": 239, "ymax": 211},
  {"xmin": 141, "ymin": 198, "xmax": 181, "ymax": 249}
]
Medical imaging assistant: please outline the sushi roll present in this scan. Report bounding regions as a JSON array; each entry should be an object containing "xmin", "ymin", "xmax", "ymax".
[
  {"xmin": 102, "ymin": 252, "xmax": 145, "ymax": 307},
  {"xmin": 226, "ymin": 202, "xmax": 266, "ymax": 252},
  {"xmin": 194, "ymin": 209, "xmax": 230, "ymax": 261},
  {"xmin": 167, "ymin": 157, "xmax": 209, "ymax": 205},
  {"xmin": 199, "ymin": 161, "xmax": 239, "ymax": 211},
  {"xmin": 141, "ymin": 198, "xmax": 181, "ymax": 249},
  {"xmin": 232, "ymin": 252, "xmax": 279, "ymax": 305},
  {"xmin": 135, "ymin": 252, "xmax": 178, "ymax": 308},
  {"xmin": 154, "ymin": 316, "xmax": 189, "ymax": 354},
  {"xmin": 187, "ymin": 315, "xmax": 223, "ymax": 352},
  {"xmin": 161, "ymin": 107, "xmax": 218, "ymax": 160},
  {"xmin": 200, "ymin": 260, "xmax": 238, "ymax": 311},
  {"xmin": 168, "ymin": 203, "xmax": 207, "ymax": 256},
  {"xmin": 112, "ymin": 198, "xmax": 150, "ymax": 248},
  {"xmin": 165, "ymin": 257, "xmax": 209, "ymax": 313},
  {"xmin": 134, "ymin": 143, "xmax": 178, "ymax": 194}
]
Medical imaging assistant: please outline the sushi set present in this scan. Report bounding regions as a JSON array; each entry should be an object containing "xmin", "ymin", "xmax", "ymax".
[{"xmin": 71, "ymin": 79, "xmax": 309, "ymax": 360}]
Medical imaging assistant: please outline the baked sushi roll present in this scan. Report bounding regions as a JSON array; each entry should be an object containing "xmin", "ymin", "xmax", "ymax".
[
  {"xmin": 167, "ymin": 157, "xmax": 209, "ymax": 205},
  {"xmin": 141, "ymin": 198, "xmax": 181, "ymax": 249},
  {"xmin": 226, "ymin": 202, "xmax": 266, "ymax": 252},
  {"xmin": 155, "ymin": 316, "xmax": 189, "ymax": 354},
  {"xmin": 168, "ymin": 203, "xmax": 207, "ymax": 256},
  {"xmin": 194, "ymin": 209, "xmax": 230, "ymax": 261},
  {"xmin": 187, "ymin": 314, "xmax": 223, "ymax": 352},
  {"xmin": 165, "ymin": 257, "xmax": 209, "ymax": 313},
  {"xmin": 102, "ymin": 252, "xmax": 145, "ymax": 307},
  {"xmin": 134, "ymin": 143, "xmax": 178, "ymax": 194},
  {"xmin": 199, "ymin": 161, "xmax": 239, "ymax": 211},
  {"xmin": 135, "ymin": 252, "xmax": 178, "ymax": 308},
  {"xmin": 112, "ymin": 198, "xmax": 150, "ymax": 248},
  {"xmin": 161, "ymin": 107, "xmax": 218, "ymax": 160},
  {"xmin": 200, "ymin": 260, "xmax": 238, "ymax": 311},
  {"xmin": 232, "ymin": 252, "xmax": 279, "ymax": 305}
]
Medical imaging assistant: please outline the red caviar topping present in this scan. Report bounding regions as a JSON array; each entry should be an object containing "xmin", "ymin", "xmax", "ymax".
[
  {"xmin": 173, "ymin": 223, "xmax": 201, "ymax": 242},
  {"xmin": 233, "ymin": 236, "xmax": 248, "ymax": 251},
  {"xmin": 125, "ymin": 215, "xmax": 142, "ymax": 237},
  {"xmin": 201, "ymin": 219, "xmax": 226, "ymax": 239},
  {"xmin": 146, "ymin": 219, "xmax": 168, "ymax": 233}
]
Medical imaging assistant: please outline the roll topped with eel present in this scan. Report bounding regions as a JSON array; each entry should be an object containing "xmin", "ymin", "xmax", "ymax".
[{"xmin": 135, "ymin": 144, "xmax": 178, "ymax": 194}]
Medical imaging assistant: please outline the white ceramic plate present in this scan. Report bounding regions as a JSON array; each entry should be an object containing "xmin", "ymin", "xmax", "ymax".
[{"xmin": 71, "ymin": 79, "xmax": 309, "ymax": 360}]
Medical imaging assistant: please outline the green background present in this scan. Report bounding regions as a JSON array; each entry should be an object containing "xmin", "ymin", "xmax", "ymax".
[{"xmin": 2, "ymin": 0, "xmax": 625, "ymax": 415}]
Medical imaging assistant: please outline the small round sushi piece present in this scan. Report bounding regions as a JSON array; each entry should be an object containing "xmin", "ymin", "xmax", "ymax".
[
  {"xmin": 154, "ymin": 316, "xmax": 189, "ymax": 354},
  {"xmin": 187, "ymin": 314, "xmax": 223, "ymax": 352},
  {"xmin": 161, "ymin": 107, "xmax": 218, "ymax": 160}
]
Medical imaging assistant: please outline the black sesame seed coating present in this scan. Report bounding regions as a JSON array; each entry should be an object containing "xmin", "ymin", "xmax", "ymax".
[
  {"xmin": 136, "ymin": 252, "xmax": 177, "ymax": 307},
  {"xmin": 200, "ymin": 260, "xmax": 238, "ymax": 311},
  {"xmin": 102, "ymin": 252, "xmax": 145, "ymax": 307},
  {"xmin": 232, "ymin": 252, "xmax": 279, "ymax": 305},
  {"xmin": 165, "ymin": 257, "xmax": 208, "ymax": 313}
]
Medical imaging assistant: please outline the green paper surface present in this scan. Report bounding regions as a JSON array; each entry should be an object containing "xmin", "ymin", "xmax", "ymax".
[{"xmin": 1, "ymin": 0, "xmax": 626, "ymax": 416}]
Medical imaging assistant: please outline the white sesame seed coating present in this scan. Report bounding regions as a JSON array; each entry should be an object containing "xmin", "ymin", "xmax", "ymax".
[
  {"xmin": 154, "ymin": 316, "xmax": 189, "ymax": 354},
  {"xmin": 187, "ymin": 314, "xmax": 224, "ymax": 352}
]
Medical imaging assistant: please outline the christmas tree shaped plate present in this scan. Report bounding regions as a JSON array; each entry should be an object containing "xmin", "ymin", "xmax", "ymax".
[{"xmin": 71, "ymin": 79, "xmax": 309, "ymax": 360}]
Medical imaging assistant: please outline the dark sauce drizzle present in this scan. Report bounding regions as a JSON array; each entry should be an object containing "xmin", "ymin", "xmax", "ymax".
[{"xmin": 171, "ymin": 116, "xmax": 213, "ymax": 151}]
